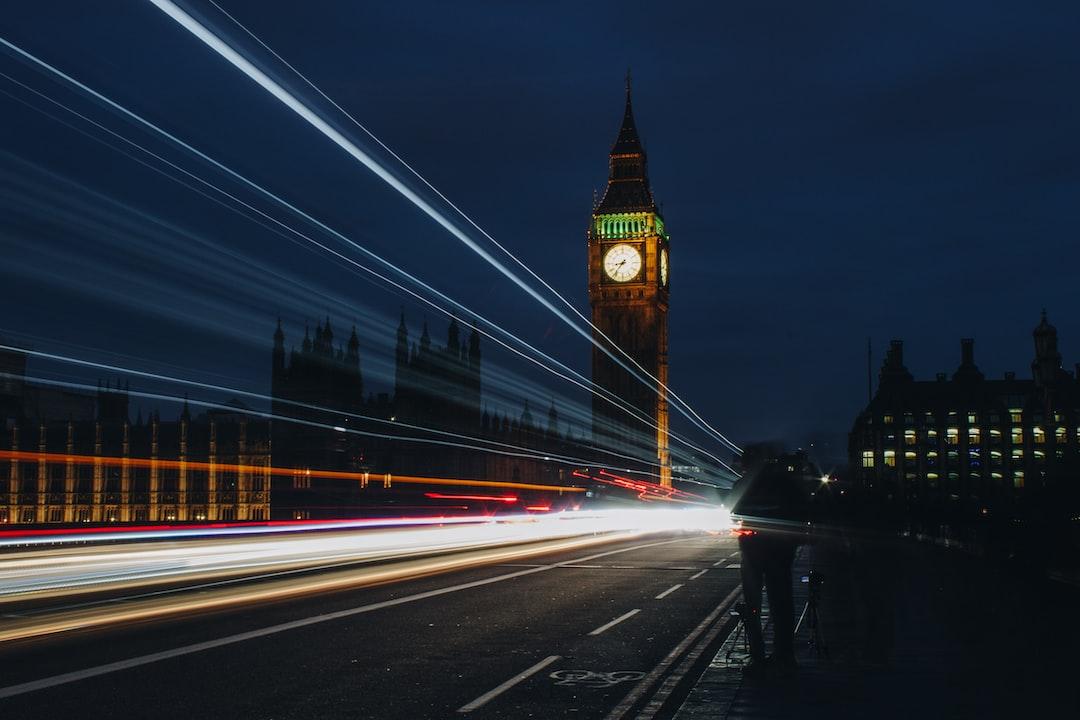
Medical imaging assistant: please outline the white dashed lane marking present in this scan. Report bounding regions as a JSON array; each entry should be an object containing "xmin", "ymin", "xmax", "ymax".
[
  {"xmin": 588, "ymin": 609, "xmax": 641, "ymax": 636},
  {"xmin": 654, "ymin": 584, "xmax": 683, "ymax": 600},
  {"xmin": 457, "ymin": 655, "xmax": 561, "ymax": 713}
]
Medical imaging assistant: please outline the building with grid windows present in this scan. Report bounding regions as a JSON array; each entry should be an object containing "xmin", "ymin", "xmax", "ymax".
[
  {"xmin": 849, "ymin": 312, "xmax": 1080, "ymax": 518},
  {"xmin": 1, "ymin": 344, "xmax": 271, "ymax": 525}
]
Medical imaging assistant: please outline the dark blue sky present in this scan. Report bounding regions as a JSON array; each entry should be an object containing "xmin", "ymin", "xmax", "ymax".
[{"xmin": 2, "ymin": 1, "xmax": 1079, "ymax": 466}]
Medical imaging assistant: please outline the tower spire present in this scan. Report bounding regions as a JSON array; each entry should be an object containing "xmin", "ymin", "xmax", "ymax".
[
  {"xmin": 596, "ymin": 75, "xmax": 652, "ymax": 213},
  {"xmin": 612, "ymin": 71, "xmax": 643, "ymax": 156}
]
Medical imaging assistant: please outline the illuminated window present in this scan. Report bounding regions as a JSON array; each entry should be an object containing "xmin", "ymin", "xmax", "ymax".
[
  {"xmin": 927, "ymin": 428, "xmax": 939, "ymax": 441},
  {"xmin": 1012, "ymin": 448, "xmax": 1024, "ymax": 461},
  {"xmin": 884, "ymin": 450, "xmax": 896, "ymax": 467},
  {"xmin": 1013, "ymin": 470, "xmax": 1024, "ymax": 488},
  {"xmin": 1034, "ymin": 450, "xmax": 1046, "ymax": 462},
  {"xmin": 1033, "ymin": 426, "xmax": 1045, "ymax": 444},
  {"xmin": 904, "ymin": 430, "xmax": 916, "ymax": 446},
  {"xmin": 1053, "ymin": 412, "xmax": 1064, "ymax": 423},
  {"xmin": 967, "ymin": 412, "xmax": 977, "ymax": 424},
  {"xmin": 946, "ymin": 428, "xmax": 959, "ymax": 445},
  {"xmin": 1011, "ymin": 428, "xmax": 1024, "ymax": 444},
  {"xmin": 861, "ymin": 450, "xmax": 874, "ymax": 468},
  {"xmin": 968, "ymin": 428, "xmax": 981, "ymax": 444},
  {"xmin": 905, "ymin": 450, "xmax": 917, "ymax": 460},
  {"xmin": 883, "ymin": 415, "xmax": 894, "ymax": 425},
  {"xmin": 1055, "ymin": 427, "xmax": 1067, "ymax": 444},
  {"xmin": 1010, "ymin": 408, "xmax": 1023, "ymax": 423},
  {"xmin": 991, "ymin": 472, "xmax": 1003, "ymax": 480},
  {"xmin": 927, "ymin": 472, "xmax": 939, "ymax": 481}
]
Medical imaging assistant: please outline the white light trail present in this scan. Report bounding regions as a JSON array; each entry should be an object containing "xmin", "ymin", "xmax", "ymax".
[
  {"xmin": 0, "ymin": 58, "xmax": 730, "ymax": 476},
  {"xmin": 145, "ymin": 0, "xmax": 742, "ymax": 456},
  {"xmin": 0, "ymin": 507, "xmax": 732, "ymax": 641},
  {"xmin": 1, "ymin": 371, "xmax": 662, "ymax": 478},
  {"xmin": 207, "ymin": 0, "xmax": 742, "ymax": 457},
  {"xmin": 0, "ymin": 508, "xmax": 728, "ymax": 596}
]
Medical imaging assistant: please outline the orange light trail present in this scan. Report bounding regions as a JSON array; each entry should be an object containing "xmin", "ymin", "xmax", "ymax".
[
  {"xmin": 423, "ymin": 493, "xmax": 517, "ymax": 503},
  {"xmin": 0, "ymin": 450, "xmax": 585, "ymax": 494}
]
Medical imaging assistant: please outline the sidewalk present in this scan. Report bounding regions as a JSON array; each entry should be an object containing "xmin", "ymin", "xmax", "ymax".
[{"xmin": 674, "ymin": 533, "xmax": 1080, "ymax": 719}]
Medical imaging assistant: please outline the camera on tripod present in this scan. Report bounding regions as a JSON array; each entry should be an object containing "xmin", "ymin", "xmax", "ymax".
[
  {"xmin": 800, "ymin": 569, "xmax": 824, "ymax": 589},
  {"xmin": 799, "ymin": 569, "xmax": 828, "ymax": 657}
]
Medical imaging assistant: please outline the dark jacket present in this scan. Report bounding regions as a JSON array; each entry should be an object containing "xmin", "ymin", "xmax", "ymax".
[{"xmin": 730, "ymin": 459, "xmax": 812, "ymax": 537}]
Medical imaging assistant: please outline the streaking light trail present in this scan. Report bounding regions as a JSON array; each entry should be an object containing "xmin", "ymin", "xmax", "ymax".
[
  {"xmin": 0, "ymin": 507, "xmax": 732, "ymax": 642},
  {"xmin": 199, "ymin": 0, "xmax": 741, "ymax": 455},
  {"xmin": 0, "ymin": 450, "xmax": 586, "ymax": 495},
  {"xmin": 143, "ymin": 0, "xmax": 742, "ymax": 457},
  {"xmin": 0, "ymin": 60, "xmax": 731, "ymax": 477}
]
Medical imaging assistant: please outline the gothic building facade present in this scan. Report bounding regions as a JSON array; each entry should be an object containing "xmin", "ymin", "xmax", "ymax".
[
  {"xmin": 588, "ymin": 78, "xmax": 672, "ymax": 486},
  {"xmin": 849, "ymin": 312, "xmax": 1080, "ymax": 518},
  {"xmin": 1, "ymin": 350, "xmax": 271, "ymax": 525},
  {"xmin": 268, "ymin": 315, "xmax": 580, "ymax": 517}
]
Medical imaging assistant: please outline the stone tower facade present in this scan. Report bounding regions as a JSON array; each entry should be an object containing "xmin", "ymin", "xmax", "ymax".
[{"xmin": 587, "ymin": 78, "xmax": 671, "ymax": 487}]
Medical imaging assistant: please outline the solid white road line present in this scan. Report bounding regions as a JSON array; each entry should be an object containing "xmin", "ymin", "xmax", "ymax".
[
  {"xmin": 456, "ymin": 655, "xmax": 561, "ymax": 713},
  {"xmin": 0, "ymin": 536, "xmax": 694, "ymax": 700},
  {"xmin": 654, "ymin": 584, "xmax": 683, "ymax": 600},
  {"xmin": 604, "ymin": 586, "xmax": 741, "ymax": 720},
  {"xmin": 588, "ymin": 608, "xmax": 641, "ymax": 636},
  {"xmin": 636, "ymin": 586, "xmax": 744, "ymax": 720},
  {"xmin": 688, "ymin": 569, "xmax": 708, "ymax": 580},
  {"xmin": 728, "ymin": 551, "xmax": 740, "ymax": 558},
  {"xmin": 712, "ymin": 559, "xmax": 726, "ymax": 567},
  {"xmin": 727, "ymin": 563, "xmax": 741, "ymax": 569}
]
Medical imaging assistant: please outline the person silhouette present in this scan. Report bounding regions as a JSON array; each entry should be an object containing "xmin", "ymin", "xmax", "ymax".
[{"xmin": 730, "ymin": 454, "xmax": 812, "ymax": 674}]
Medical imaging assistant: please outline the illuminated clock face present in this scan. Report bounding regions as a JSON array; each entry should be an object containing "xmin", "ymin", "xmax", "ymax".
[
  {"xmin": 660, "ymin": 248, "xmax": 669, "ymax": 286},
  {"xmin": 603, "ymin": 244, "xmax": 642, "ymax": 282}
]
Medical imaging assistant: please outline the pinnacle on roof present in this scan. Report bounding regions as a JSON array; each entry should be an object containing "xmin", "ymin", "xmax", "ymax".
[
  {"xmin": 1035, "ymin": 308, "xmax": 1055, "ymax": 334},
  {"xmin": 611, "ymin": 69, "xmax": 644, "ymax": 155},
  {"xmin": 595, "ymin": 72, "xmax": 656, "ymax": 215}
]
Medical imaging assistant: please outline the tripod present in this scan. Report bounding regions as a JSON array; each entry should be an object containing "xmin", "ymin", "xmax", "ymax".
[
  {"xmin": 802, "ymin": 570, "xmax": 829, "ymax": 658},
  {"xmin": 726, "ymin": 602, "xmax": 753, "ymax": 663}
]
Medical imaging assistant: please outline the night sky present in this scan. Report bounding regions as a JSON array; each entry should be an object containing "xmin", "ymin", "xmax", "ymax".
[{"xmin": 2, "ymin": 1, "xmax": 1079, "ymax": 469}]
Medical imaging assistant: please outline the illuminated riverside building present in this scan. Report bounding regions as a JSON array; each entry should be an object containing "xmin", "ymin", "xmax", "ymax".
[
  {"xmin": 588, "ymin": 77, "xmax": 671, "ymax": 487},
  {"xmin": 849, "ymin": 313, "xmax": 1080, "ymax": 515},
  {"xmin": 1, "ymin": 378, "xmax": 270, "ymax": 525}
]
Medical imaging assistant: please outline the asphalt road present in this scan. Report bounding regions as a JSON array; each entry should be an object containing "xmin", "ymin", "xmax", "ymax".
[{"xmin": 0, "ymin": 532, "xmax": 742, "ymax": 719}]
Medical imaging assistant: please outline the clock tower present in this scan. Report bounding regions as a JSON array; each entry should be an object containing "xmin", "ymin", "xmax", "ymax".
[{"xmin": 588, "ymin": 77, "xmax": 671, "ymax": 487}]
